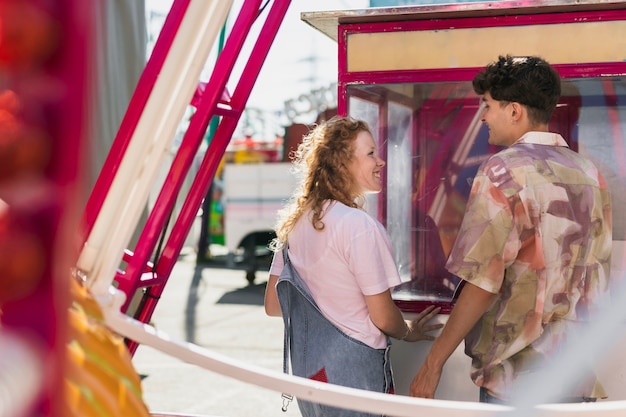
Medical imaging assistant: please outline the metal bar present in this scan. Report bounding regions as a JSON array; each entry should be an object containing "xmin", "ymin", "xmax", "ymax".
[
  {"xmin": 128, "ymin": 0, "xmax": 293, "ymax": 349},
  {"xmin": 77, "ymin": 0, "xmax": 233, "ymax": 298},
  {"xmin": 79, "ymin": 0, "xmax": 192, "ymax": 240},
  {"xmin": 119, "ymin": 0, "xmax": 264, "ymax": 311},
  {"xmin": 158, "ymin": 0, "xmax": 293, "ymax": 270}
]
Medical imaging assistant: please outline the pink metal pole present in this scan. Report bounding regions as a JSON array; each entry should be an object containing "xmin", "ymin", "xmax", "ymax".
[
  {"xmin": 158, "ymin": 0, "xmax": 294, "ymax": 269},
  {"xmin": 117, "ymin": 0, "xmax": 265, "ymax": 307},
  {"xmin": 128, "ymin": 0, "xmax": 293, "ymax": 352}
]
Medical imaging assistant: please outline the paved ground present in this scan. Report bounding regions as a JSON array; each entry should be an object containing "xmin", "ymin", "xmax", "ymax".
[
  {"xmin": 132, "ymin": 250, "xmax": 301, "ymax": 417},
  {"xmin": 131, "ymin": 247, "xmax": 626, "ymax": 416}
]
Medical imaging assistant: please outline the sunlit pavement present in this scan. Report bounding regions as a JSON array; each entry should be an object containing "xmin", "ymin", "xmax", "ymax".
[
  {"xmin": 132, "ymin": 250, "xmax": 301, "ymax": 417},
  {"xmin": 132, "ymin": 248, "xmax": 626, "ymax": 417}
]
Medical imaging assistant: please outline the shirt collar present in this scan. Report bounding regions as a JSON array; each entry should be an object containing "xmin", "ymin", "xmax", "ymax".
[{"xmin": 513, "ymin": 131, "xmax": 569, "ymax": 147}]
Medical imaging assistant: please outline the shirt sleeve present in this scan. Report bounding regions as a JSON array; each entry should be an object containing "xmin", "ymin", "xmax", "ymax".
[
  {"xmin": 445, "ymin": 165, "xmax": 518, "ymax": 294},
  {"xmin": 345, "ymin": 215, "xmax": 403, "ymax": 296},
  {"xmin": 269, "ymin": 249, "xmax": 284, "ymax": 276}
]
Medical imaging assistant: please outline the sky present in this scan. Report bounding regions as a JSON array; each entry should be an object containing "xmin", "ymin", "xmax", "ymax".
[
  {"xmin": 228, "ymin": 0, "xmax": 369, "ymax": 112},
  {"xmin": 146, "ymin": 0, "xmax": 369, "ymax": 131}
]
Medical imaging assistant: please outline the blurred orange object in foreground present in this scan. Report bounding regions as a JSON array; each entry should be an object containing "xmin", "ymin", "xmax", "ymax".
[{"xmin": 64, "ymin": 276, "xmax": 150, "ymax": 417}]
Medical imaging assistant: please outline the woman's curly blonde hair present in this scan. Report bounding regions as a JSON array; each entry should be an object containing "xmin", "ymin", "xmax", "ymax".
[{"xmin": 270, "ymin": 116, "xmax": 371, "ymax": 251}]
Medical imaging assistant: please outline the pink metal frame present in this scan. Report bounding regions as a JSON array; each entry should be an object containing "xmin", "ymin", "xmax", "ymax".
[
  {"xmin": 80, "ymin": 0, "xmax": 292, "ymax": 354},
  {"xmin": 336, "ymin": 7, "xmax": 626, "ymax": 101}
]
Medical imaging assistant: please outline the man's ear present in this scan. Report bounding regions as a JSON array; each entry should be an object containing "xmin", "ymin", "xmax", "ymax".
[{"xmin": 510, "ymin": 102, "xmax": 523, "ymax": 121}]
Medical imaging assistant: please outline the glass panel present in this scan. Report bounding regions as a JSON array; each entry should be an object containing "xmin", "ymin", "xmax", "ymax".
[
  {"xmin": 386, "ymin": 102, "xmax": 413, "ymax": 279},
  {"xmin": 347, "ymin": 77, "xmax": 626, "ymax": 309},
  {"xmin": 572, "ymin": 78, "xmax": 626, "ymax": 238}
]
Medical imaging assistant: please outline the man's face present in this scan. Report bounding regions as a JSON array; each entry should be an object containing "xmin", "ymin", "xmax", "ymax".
[{"xmin": 479, "ymin": 92, "xmax": 517, "ymax": 147}]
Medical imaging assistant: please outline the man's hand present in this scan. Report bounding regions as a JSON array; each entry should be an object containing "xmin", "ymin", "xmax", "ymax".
[
  {"xmin": 409, "ymin": 360, "xmax": 442, "ymax": 398},
  {"xmin": 408, "ymin": 282, "xmax": 497, "ymax": 398}
]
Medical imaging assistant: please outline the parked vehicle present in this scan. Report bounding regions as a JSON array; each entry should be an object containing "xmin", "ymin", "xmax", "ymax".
[{"xmin": 222, "ymin": 161, "xmax": 296, "ymax": 284}]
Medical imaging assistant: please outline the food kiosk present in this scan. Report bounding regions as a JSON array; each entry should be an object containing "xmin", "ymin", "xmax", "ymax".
[{"xmin": 303, "ymin": 0, "xmax": 626, "ymax": 401}]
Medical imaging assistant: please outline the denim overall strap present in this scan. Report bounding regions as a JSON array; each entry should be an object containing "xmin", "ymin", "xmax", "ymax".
[
  {"xmin": 280, "ymin": 246, "xmax": 292, "ymax": 375},
  {"xmin": 276, "ymin": 245, "xmax": 393, "ymax": 417},
  {"xmin": 279, "ymin": 245, "xmax": 319, "ymax": 374}
]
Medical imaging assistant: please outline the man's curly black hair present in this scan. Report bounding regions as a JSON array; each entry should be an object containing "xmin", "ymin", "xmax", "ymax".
[{"xmin": 472, "ymin": 55, "xmax": 561, "ymax": 124}]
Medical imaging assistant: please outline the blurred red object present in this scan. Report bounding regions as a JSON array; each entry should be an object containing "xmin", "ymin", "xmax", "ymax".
[{"xmin": 0, "ymin": 0, "xmax": 60, "ymax": 68}]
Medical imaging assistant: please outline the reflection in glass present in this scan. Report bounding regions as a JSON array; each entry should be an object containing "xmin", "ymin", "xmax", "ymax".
[{"xmin": 347, "ymin": 78, "xmax": 626, "ymax": 309}]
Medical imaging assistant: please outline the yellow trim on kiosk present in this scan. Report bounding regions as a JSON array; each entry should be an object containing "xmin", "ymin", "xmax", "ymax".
[{"xmin": 347, "ymin": 20, "xmax": 626, "ymax": 72}]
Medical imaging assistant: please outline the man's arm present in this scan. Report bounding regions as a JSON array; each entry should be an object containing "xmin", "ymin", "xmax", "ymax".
[{"xmin": 409, "ymin": 282, "xmax": 497, "ymax": 398}]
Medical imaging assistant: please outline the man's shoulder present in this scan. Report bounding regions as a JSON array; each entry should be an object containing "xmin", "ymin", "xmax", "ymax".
[{"xmin": 485, "ymin": 141, "xmax": 564, "ymax": 169}]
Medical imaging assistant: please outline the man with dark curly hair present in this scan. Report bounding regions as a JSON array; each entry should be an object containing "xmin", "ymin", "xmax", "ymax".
[{"xmin": 409, "ymin": 55, "xmax": 612, "ymax": 405}]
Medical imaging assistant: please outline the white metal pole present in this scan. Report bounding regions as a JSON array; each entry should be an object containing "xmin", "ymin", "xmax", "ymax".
[{"xmin": 76, "ymin": 0, "xmax": 234, "ymax": 298}]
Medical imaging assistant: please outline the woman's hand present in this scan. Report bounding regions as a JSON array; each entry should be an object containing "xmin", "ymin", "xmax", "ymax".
[
  {"xmin": 402, "ymin": 305, "xmax": 443, "ymax": 343},
  {"xmin": 365, "ymin": 291, "xmax": 444, "ymax": 341}
]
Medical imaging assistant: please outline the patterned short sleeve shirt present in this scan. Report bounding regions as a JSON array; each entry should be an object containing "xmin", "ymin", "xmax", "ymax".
[{"xmin": 445, "ymin": 131, "xmax": 612, "ymax": 400}]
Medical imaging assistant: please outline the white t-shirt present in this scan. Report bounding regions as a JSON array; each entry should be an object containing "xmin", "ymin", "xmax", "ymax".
[{"xmin": 270, "ymin": 201, "xmax": 401, "ymax": 348}]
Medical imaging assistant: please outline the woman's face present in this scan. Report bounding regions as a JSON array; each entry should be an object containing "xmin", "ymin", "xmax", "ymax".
[{"xmin": 348, "ymin": 130, "xmax": 385, "ymax": 194}]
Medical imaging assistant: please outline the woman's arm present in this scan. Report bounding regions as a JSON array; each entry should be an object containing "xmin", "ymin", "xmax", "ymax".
[
  {"xmin": 264, "ymin": 274, "xmax": 281, "ymax": 316},
  {"xmin": 365, "ymin": 290, "xmax": 442, "ymax": 342}
]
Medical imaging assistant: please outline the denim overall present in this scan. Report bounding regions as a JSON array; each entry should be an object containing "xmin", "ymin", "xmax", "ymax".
[{"xmin": 276, "ymin": 246, "xmax": 394, "ymax": 417}]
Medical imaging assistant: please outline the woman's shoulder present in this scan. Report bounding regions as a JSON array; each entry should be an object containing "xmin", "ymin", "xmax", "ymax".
[
  {"xmin": 326, "ymin": 200, "xmax": 363, "ymax": 216},
  {"xmin": 326, "ymin": 201, "xmax": 383, "ymax": 229}
]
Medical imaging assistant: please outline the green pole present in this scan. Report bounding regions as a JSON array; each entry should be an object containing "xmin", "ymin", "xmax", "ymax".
[{"xmin": 198, "ymin": 19, "xmax": 228, "ymax": 263}]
